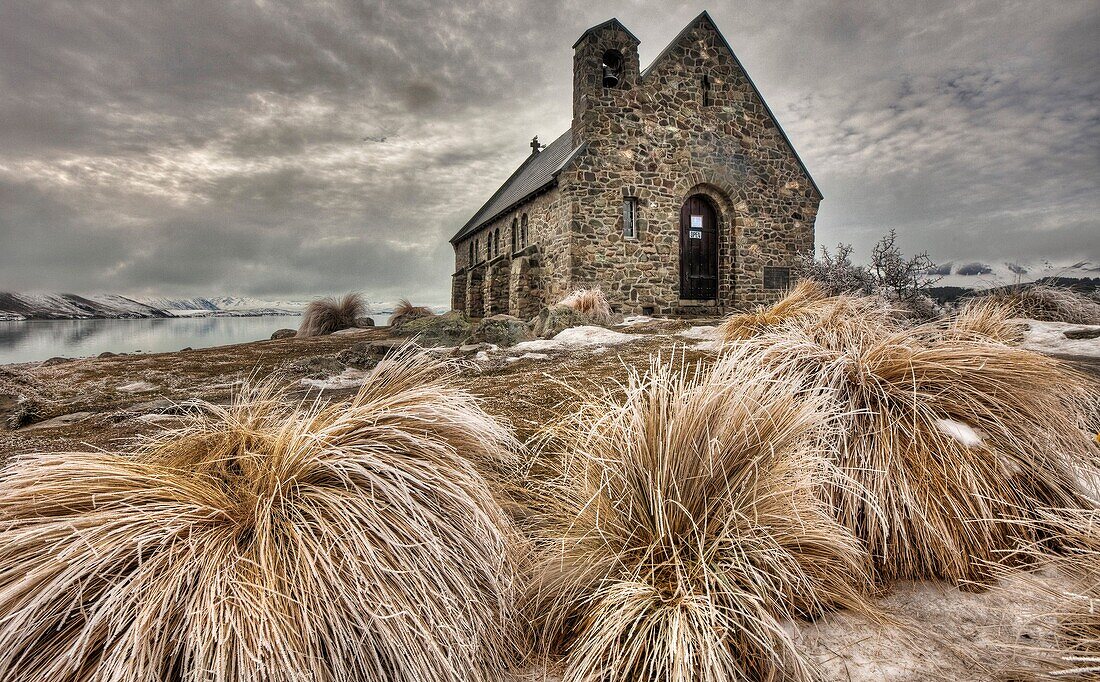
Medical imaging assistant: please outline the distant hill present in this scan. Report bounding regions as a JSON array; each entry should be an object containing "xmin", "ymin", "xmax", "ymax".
[{"xmin": 0, "ymin": 293, "xmax": 306, "ymax": 321}]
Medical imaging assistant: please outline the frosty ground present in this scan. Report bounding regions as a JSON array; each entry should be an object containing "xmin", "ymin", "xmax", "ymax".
[{"xmin": 0, "ymin": 315, "xmax": 1097, "ymax": 681}]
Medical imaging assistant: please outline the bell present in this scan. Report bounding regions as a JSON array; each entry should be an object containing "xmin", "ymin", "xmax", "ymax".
[{"xmin": 602, "ymin": 66, "xmax": 620, "ymax": 88}]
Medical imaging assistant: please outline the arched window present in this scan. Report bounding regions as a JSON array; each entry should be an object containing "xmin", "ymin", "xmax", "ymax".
[
  {"xmin": 511, "ymin": 217, "xmax": 518, "ymax": 253},
  {"xmin": 468, "ymin": 241, "xmax": 473, "ymax": 264},
  {"xmin": 494, "ymin": 228, "xmax": 500, "ymax": 258},
  {"xmin": 521, "ymin": 214, "xmax": 529, "ymax": 248},
  {"xmin": 474, "ymin": 238, "xmax": 479, "ymax": 263},
  {"xmin": 486, "ymin": 234, "xmax": 492, "ymax": 260},
  {"xmin": 701, "ymin": 74, "xmax": 712, "ymax": 107}
]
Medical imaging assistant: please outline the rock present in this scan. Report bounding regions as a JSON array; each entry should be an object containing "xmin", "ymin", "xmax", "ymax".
[
  {"xmin": 471, "ymin": 314, "xmax": 533, "ymax": 347},
  {"xmin": 179, "ymin": 347, "xmax": 193, "ymax": 352},
  {"xmin": 451, "ymin": 342, "xmax": 497, "ymax": 357},
  {"xmin": 1064, "ymin": 327, "xmax": 1100, "ymax": 340},
  {"xmin": 336, "ymin": 342, "xmax": 381, "ymax": 369},
  {"xmin": 21, "ymin": 411, "xmax": 95, "ymax": 431},
  {"xmin": 270, "ymin": 328, "xmax": 297, "ymax": 340},
  {"xmin": 530, "ymin": 305, "xmax": 595, "ymax": 339},
  {"xmin": 392, "ymin": 310, "xmax": 472, "ymax": 347},
  {"xmin": 363, "ymin": 339, "xmax": 410, "ymax": 359},
  {"xmin": 331, "ymin": 327, "xmax": 369, "ymax": 336},
  {"xmin": 288, "ymin": 355, "xmax": 345, "ymax": 378},
  {"xmin": 354, "ymin": 316, "xmax": 375, "ymax": 328},
  {"xmin": 98, "ymin": 351, "xmax": 118, "ymax": 359},
  {"xmin": 42, "ymin": 356, "xmax": 72, "ymax": 366}
]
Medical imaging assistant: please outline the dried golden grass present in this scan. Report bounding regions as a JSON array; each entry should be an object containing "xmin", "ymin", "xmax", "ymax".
[
  {"xmin": 936, "ymin": 297, "xmax": 1028, "ymax": 345},
  {"xmin": 388, "ymin": 298, "xmax": 435, "ymax": 328},
  {"xmin": 719, "ymin": 279, "xmax": 829, "ymax": 340},
  {"xmin": 558, "ymin": 288, "xmax": 613, "ymax": 326},
  {"xmin": 982, "ymin": 284, "xmax": 1100, "ymax": 325},
  {"xmin": 742, "ymin": 299, "xmax": 1099, "ymax": 584},
  {"xmin": 524, "ymin": 348, "xmax": 874, "ymax": 682},
  {"xmin": 987, "ymin": 507, "xmax": 1099, "ymax": 680},
  {"xmin": 0, "ymin": 350, "xmax": 523, "ymax": 682},
  {"xmin": 296, "ymin": 291, "xmax": 366, "ymax": 337}
]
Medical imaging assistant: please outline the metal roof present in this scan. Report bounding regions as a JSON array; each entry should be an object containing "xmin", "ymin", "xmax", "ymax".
[{"xmin": 450, "ymin": 130, "xmax": 580, "ymax": 244}]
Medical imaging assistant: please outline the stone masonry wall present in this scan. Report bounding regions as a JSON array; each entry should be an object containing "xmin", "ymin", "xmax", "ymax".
[
  {"xmin": 561, "ymin": 15, "xmax": 819, "ymax": 313},
  {"xmin": 452, "ymin": 186, "xmax": 571, "ymax": 319}
]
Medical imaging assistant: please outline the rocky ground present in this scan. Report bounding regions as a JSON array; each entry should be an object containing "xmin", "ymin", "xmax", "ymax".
[{"xmin": 1, "ymin": 314, "xmax": 1098, "ymax": 681}]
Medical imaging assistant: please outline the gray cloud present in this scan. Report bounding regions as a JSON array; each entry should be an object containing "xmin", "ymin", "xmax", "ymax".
[{"xmin": 0, "ymin": 0, "xmax": 1097, "ymax": 303}]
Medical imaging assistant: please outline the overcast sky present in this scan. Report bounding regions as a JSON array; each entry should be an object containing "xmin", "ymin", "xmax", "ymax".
[{"xmin": 0, "ymin": 0, "xmax": 1096, "ymax": 303}]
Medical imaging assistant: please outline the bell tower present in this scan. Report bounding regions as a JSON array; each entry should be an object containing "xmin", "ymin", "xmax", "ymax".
[{"xmin": 571, "ymin": 18, "xmax": 640, "ymax": 147}]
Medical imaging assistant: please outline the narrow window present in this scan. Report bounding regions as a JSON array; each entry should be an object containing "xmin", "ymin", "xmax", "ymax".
[
  {"xmin": 468, "ymin": 241, "xmax": 473, "ymax": 264},
  {"xmin": 511, "ymin": 218, "xmax": 518, "ymax": 253},
  {"xmin": 521, "ymin": 214, "xmax": 529, "ymax": 248},
  {"xmin": 474, "ymin": 238, "xmax": 479, "ymax": 263},
  {"xmin": 701, "ymin": 74, "xmax": 712, "ymax": 107},
  {"xmin": 622, "ymin": 197, "xmax": 638, "ymax": 239}
]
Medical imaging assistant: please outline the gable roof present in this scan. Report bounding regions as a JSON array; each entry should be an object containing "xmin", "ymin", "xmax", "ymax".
[
  {"xmin": 572, "ymin": 18, "xmax": 640, "ymax": 49},
  {"xmin": 449, "ymin": 130, "xmax": 581, "ymax": 244},
  {"xmin": 642, "ymin": 11, "xmax": 821, "ymax": 197}
]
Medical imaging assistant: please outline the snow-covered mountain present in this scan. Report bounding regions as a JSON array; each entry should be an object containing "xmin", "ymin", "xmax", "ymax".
[
  {"xmin": 930, "ymin": 259, "xmax": 1100, "ymax": 290},
  {"xmin": 0, "ymin": 293, "xmax": 171, "ymax": 321},
  {"xmin": 0, "ymin": 293, "xmax": 308, "ymax": 320}
]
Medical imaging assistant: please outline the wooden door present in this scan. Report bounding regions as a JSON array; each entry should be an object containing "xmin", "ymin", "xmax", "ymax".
[{"xmin": 679, "ymin": 195, "xmax": 718, "ymax": 300}]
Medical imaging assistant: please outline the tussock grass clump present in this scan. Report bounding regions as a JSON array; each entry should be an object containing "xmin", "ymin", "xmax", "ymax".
[
  {"xmin": 981, "ymin": 284, "xmax": 1100, "ymax": 325},
  {"xmin": 0, "ymin": 351, "xmax": 522, "ymax": 682},
  {"xmin": 525, "ymin": 348, "xmax": 873, "ymax": 682},
  {"xmin": 719, "ymin": 279, "xmax": 828, "ymax": 340},
  {"xmin": 558, "ymin": 288, "xmax": 613, "ymax": 325},
  {"xmin": 388, "ymin": 298, "xmax": 434, "ymax": 328},
  {"xmin": 744, "ymin": 304, "xmax": 1098, "ymax": 583},
  {"xmin": 296, "ymin": 292, "xmax": 366, "ymax": 337},
  {"xmin": 923, "ymin": 297, "xmax": 1027, "ymax": 345}
]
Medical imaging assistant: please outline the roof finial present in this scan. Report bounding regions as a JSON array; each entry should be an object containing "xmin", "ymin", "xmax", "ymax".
[{"xmin": 531, "ymin": 135, "xmax": 542, "ymax": 154}]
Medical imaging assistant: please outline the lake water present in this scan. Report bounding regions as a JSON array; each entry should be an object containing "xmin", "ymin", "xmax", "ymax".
[{"xmin": 0, "ymin": 315, "xmax": 389, "ymax": 365}]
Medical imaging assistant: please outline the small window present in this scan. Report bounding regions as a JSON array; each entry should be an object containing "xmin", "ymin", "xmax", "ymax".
[
  {"xmin": 521, "ymin": 214, "xmax": 529, "ymax": 248},
  {"xmin": 622, "ymin": 198, "xmax": 638, "ymax": 239},
  {"xmin": 763, "ymin": 266, "xmax": 791, "ymax": 290},
  {"xmin": 468, "ymin": 241, "xmax": 473, "ymax": 264},
  {"xmin": 701, "ymin": 74, "xmax": 712, "ymax": 107},
  {"xmin": 511, "ymin": 218, "xmax": 518, "ymax": 253},
  {"xmin": 473, "ymin": 238, "xmax": 479, "ymax": 263}
]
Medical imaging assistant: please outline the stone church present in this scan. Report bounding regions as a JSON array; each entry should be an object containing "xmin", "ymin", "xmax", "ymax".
[{"xmin": 450, "ymin": 11, "xmax": 820, "ymax": 318}]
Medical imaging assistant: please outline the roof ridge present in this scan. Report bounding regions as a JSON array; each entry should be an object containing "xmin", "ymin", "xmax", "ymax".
[{"xmin": 572, "ymin": 18, "xmax": 640, "ymax": 48}]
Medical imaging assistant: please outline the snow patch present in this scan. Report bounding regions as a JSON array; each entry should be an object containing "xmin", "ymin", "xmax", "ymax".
[
  {"xmin": 678, "ymin": 325, "xmax": 721, "ymax": 340},
  {"xmin": 506, "ymin": 352, "xmax": 550, "ymax": 363},
  {"xmin": 300, "ymin": 369, "xmax": 372, "ymax": 390},
  {"xmin": 117, "ymin": 381, "xmax": 156, "ymax": 393},
  {"xmin": 617, "ymin": 315, "xmax": 655, "ymax": 326},
  {"xmin": 935, "ymin": 418, "xmax": 982, "ymax": 447},
  {"xmin": 513, "ymin": 325, "xmax": 635, "ymax": 353},
  {"xmin": 1020, "ymin": 320, "xmax": 1100, "ymax": 358}
]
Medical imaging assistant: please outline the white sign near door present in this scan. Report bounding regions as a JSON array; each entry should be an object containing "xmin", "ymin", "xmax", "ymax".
[{"xmin": 690, "ymin": 215, "xmax": 703, "ymax": 228}]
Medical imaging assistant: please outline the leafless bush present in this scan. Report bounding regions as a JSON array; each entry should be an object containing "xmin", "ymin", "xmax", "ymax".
[{"xmin": 796, "ymin": 242, "xmax": 874, "ymax": 296}]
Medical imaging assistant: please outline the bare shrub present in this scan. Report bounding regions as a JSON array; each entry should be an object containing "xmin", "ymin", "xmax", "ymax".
[
  {"xmin": 296, "ymin": 292, "xmax": 366, "ymax": 337},
  {"xmin": 557, "ymin": 288, "xmax": 613, "ymax": 325},
  {"xmin": 981, "ymin": 284, "xmax": 1100, "ymax": 325},
  {"xmin": 389, "ymin": 298, "xmax": 435, "ymax": 328},
  {"xmin": 743, "ymin": 303, "xmax": 1098, "ymax": 583},
  {"xmin": 0, "ymin": 350, "xmax": 523, "ymax": 682},
  {"xmin": 525, "ymin": 349, "xmax": 873, "ymax": 682},
  {"xmin": 796, "ymin": 242, "xmax": 874, "ymax": 296}
]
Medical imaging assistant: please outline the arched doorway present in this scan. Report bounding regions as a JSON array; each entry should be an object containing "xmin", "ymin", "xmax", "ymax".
[{"xmin": 679, "ymin": 194, "xmax": 718, "ymax": 300}]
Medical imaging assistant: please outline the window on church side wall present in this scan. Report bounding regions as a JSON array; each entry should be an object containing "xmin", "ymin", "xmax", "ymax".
[
  {"xmin": 468, "ymin": 241, "xmax": 473, "ymax": 265},
  {"xmin": 473, "ymin": 238, "xmax": 479, "ymax": 263},
  {"xmin": 511, "ymin": 218, "xmax": 518, "ymax": 253},
  {"xmin": 622, "ymin": 197, "xmax": 638, "ymax": 239},
  {"xmin": 521, "ymin": 214, "xmax": 529, "ymax": 249},
  {"xmin": 702, "ymin": 74, "xmax": 712, "ymax": 107}
]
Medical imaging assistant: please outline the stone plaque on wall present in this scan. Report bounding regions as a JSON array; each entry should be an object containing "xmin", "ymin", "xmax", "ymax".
[{"xmin": 762, "ymin": 266, "xmax": 791, "ymax": 290}]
